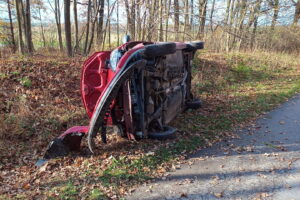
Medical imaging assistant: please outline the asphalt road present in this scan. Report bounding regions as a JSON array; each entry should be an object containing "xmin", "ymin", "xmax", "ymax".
[{"xmin": 127, "ymin": 95, "xmax": 300, "ymax": 200}]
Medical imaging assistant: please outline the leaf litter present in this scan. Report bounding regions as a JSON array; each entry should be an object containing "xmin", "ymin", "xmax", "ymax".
[{"xmin": 1, "ymin": 52, "xmax": 300, "ymax": 199}]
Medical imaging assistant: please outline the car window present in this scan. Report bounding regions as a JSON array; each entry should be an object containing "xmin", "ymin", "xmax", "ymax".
[{"xmin": 110, "ymin": 49, "xmax": 122, "ymax": 71}]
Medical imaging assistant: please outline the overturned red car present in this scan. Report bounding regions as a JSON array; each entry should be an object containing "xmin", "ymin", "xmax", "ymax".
[{"xmin": 42, "ymin": 38, "xmax": 204, "ymax": 160}]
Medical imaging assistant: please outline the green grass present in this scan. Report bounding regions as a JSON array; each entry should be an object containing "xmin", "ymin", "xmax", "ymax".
[
  {"xmin": 19, "ymin": 76, "xmax": 32, "ymax": 87},
  {"xmin": 88, "ymin": 189, "xmax": 107, "ymax": 200},
  {"xmin": 48, "ymin": 182, "xmax": 79, "ymax": 200},
  {"xmin": 2, "ymin": 50, "xmax": 300, "ymax": 199}
]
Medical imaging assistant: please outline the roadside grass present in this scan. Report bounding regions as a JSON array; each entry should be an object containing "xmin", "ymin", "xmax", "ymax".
[{"xmin": 1, "ymin": 50, "xmax": 300, "ymax": 199}]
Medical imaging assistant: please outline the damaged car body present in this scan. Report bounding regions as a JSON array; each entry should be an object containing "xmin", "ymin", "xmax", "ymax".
[{"xmin": 41, "ymin": 38, "xmax": 204, "ymax": 160}]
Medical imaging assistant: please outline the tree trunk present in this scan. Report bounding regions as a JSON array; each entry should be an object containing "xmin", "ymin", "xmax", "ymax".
[
  {"xmin": 84, "ymin": 0, "xmax": 91, "ymax": 54},
  {"xmin": 87, "ymin": 15, "xmax": 97, "ymax": 54},
  {"xmin": 107, "ymin": 0, "xmax": 111, "ymax": 49},
  {"xmin": 20, "ymin": 0, "xmax": 28, "ymax": 51},
  {"xmin": 147, "ymin": 0, "xmax": 157, "ymax": 40},
  {"xmin": 190, "ymin": 0, "xmax": 194, "ymax": 37},
  {"xmin": 141, "ymin": 0, "xmax": 149, "ymax": 41},
  {"xmin": 64, "ymin": 0, "xmax": 72, "ymax": 57},
  {"xmin": 164, "ymin": 0, "xmax": 171, "ymax": 41},
  {"xmin": 87, "ymin": 0, "xmax": 101, "ymax": 53},
  {"xmin": 174, "ymin": 0, "xmax": 180, "ymax": 40},
  {"xmin": 268, "ymin": 0, "xmax": 279, "ymax": 49},
  {"xmin": 183, "ymin": 0, "xmax": 189, "ymax": 41},
  {"xmin": 101, "ymin": 0, "xmax": 116, "ymax": 50},
  {"xmin": 197, "ymin": 0, "xmax": 207, "ymax": 39},
  {"xmin": 124, "ymin": 0, "xmax": 136, "ymax": 40},
  {"xmin": 25, "ymin": 0, "xmax": 34, "ymax": 53},
  {"xmin": 226, "ymin": 0, "xmax": 236, "ymax": 51},
  {"xmin": 117, "ymin": 0, "xmax": 120, "ymax": 45},
  {"xmin": 55, "ymin": 0, "xmax": 63, "ymax": 51},
  {"xmin": 159, "ymin": 0, "xmax": 164, "ymax": 41},
  {"xmin": 15, "ymin": 0, "xmax": 24, "ymax": 54},
  {"xmin": 247, "ymin": 0, "xmax": 261, "ymax": 49},
  {"xmin": 131, "ymin": 0, "xmax": 136, "ymax": 40},
  {"xmin": 38, "ymin": 8, "xmax": 46, "ymax": 47},
  {"xmin": 7, "ymin": 0, "xmax": 16, "ymax": 52},
  {"xmin": 136, "ymin": 0, "xmax": 141, "ymax": 40},
  {"xmin": 294, "ymin": 0, "xmax": 300, "ymax": 24},
  {"xmin": 96, "ymin": 0, "xmax": 105, "ymax": 46},
  {"xmin": 271, "ymin": 0, "xmax": 279, "ymax": 30},
  {"xmin": 225, "ymin": 0, "xmax": 231, "ymax": 25},
  {"xmin": 73, "ymin": 0, "xmax": 79, "ymax": 50},
  {"xmin": 250, "ymin": 14, "xmax": 259, "ymax": 50},
  {"xmin": 210, "ymin": 0, "xmax": 216, "ymax": 32},
  {"xmin": 236, "ymin": 0, "xmax": 247, "ymax": 50}
]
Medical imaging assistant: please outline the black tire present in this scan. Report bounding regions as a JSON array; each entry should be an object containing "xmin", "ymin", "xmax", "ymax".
[
  {"xmin": 187, "ymin": 41, "xmax": 204, "ymax": 50},
  {"xmin": 143, "ymin": 42, "xmax": 176, "ymax": 58},
  {"xmin": 184, "ymin": 44, "xmax": 197, "ymax": 52},
  {"xmin": 185, "ymin": 99, "xmax": 202, "ymax": 109},
  {"xmin": 148, "ymin": 126, "xmax": 177, "ymax": 140}
]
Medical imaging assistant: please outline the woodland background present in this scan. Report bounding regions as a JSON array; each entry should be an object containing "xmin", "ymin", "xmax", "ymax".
[{"xmin": 0, "ymin": 0, "xmax": 300, "ymax": 57}]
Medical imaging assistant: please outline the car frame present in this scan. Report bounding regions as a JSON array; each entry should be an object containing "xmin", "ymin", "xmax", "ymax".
[{"xmin": 42, "ymin": 38, "xmax": 204, "ymax": 160}]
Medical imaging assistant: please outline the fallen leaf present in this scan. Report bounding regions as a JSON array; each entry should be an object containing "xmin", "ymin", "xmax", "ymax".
[
  {"xmin": 214, "ymin": 192, "xmax": 223, "ymax": 198},
  {"xmin": 22, "ymin": 183, "xmax": 30, "ymax": 190},
  {"xmin": 181, "ymin": 193, "xmax": 188, "ymax": 198}
]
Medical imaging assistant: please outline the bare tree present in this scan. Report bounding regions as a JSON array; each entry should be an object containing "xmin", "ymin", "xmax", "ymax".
[
  {"xmin": 159, "ymin": 0, "xmax": 164, "ymax": 41},
  {"xmin": 250, "ymin": 0, "xmax": 262, "ymax": 49},
  {"xmin": 164, "ymin": 0, "xmax": 171, "ymax": 41},
  {"xmin": 174, "ymin": 0, "xmax": 180, "ymax": 40},
  {"xmin": 107, "ymin": 0, "xmax": 111, "ymax": 48},
  {"xmin": 14, "ymin": 0, "xmax": 33, "ymax": 54},
  {"xmin": 210, "ymin": 0, "xmax": 216, "ymax": 32},
  {"xmin": 96, "ymin": 0, "xmax": 105, "ymax": 46},
  {"xmin": 271, "ymin": 0, "xmax": 279, "ymax": 30},
  {"xmin": 293, "ymin": 0, "xmax": 300, "ymax": 24},
  {"xmin": 136, "ymin": 0, "xmax": 142, "ymax": 40},
  {"xmin": 124, "ymin": 0, "xmax": 136, "ymax": 40},
  {"xmin": 15, "ymin": 0, "xmax": 24, "ymax": 54},
  {"xmin": 73, "ymin": 0, "xmax": 79, "ymax": 50},
  {"xmin": 183, "ymin": 0, "xmax": 189, "ymax": 40},
  {"xmin": 84, "ymin": 0, "xmax": 92, "ymax": 54},
  {"xmin": 25, "ymin": 0, "xmax": 34, "ymax": 53},
  {"xmin": 7, "ymin": 0, "xmax": 16, "ymax": 52},
  {"xmin": 64, "ymin": 0, "xmax": 72, "ymax": 56},
  {"xmin": 37, "ymin": 5, "xmax": 46, "ymax": 47},
  {"xmin": 52, "ymin": 0, "xmax": 63, "ymax": 51},
  {"xmin": 117, "ymin": 0, "xmax": 120, "ymax": 45},
  {"xmin": 197, "ymin": 0, "xmax": 207, "ymax": 39},
  {"xmin": 190, "ymin": 0, "xmax": 194, "ymax": 37}
]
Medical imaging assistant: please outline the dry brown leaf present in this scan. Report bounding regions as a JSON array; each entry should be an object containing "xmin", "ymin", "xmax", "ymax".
[{"xmin": 214, "ymin": 192, "xmax": 223, "ymax": 198}]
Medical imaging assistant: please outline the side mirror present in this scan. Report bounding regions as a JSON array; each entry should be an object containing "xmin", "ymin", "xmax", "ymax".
[{"xmin": 122, "ymin": 35, "xmax": 131, "ymax": 44}]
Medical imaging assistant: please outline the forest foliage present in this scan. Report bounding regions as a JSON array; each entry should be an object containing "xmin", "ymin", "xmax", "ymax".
[{"xmin": 0, "ymin": 0, "xmax": 300, "ymax": 57}]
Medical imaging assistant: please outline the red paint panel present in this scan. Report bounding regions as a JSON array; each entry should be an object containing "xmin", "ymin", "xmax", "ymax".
[
  {"xmin": 58, "ymin": 126, "xmax": 89, "ymax": 139},
  {"xmin": 81, "ymin": 51, "xmax": 111, "ymax": 118}
]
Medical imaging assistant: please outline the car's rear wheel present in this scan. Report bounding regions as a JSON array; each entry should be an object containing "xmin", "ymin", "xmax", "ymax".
[
  {"xmin": 143, "ymin": 42, "xmax": 176, "ymax": 58},
  {"xmin": 187, "ymin": 41, "xmax": 204, "ymax": 49}
]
